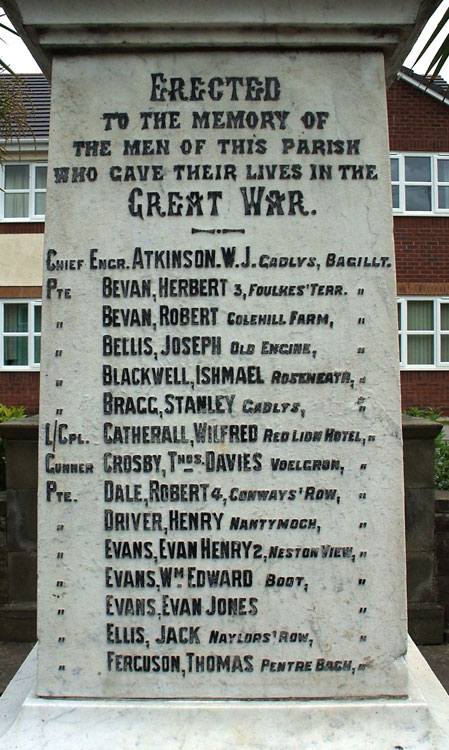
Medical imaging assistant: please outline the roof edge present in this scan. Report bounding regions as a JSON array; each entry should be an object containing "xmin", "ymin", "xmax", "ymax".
[{"xmin": 398, "ymin": 66, "xmax": 449, "ymax": 105}]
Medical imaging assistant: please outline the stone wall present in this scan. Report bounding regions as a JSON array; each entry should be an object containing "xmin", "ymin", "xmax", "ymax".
[
  {"xmin": 0, "ymin": 494, "xmax": 8, "ymax": 607},
  {"xmin": 435, "ymin": 490, "xmax": 449, "ymax": 641},
  {"xmin": 0, "ymin": 416, "xmax": 37, "ymax": 640},
  {"xmin": 403, "ymin": 415, "xmax": 444, "ymax": 644}
]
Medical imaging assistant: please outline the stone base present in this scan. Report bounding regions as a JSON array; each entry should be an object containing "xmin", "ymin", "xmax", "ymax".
[{"xmin": 1, "ymin": 640, "xmax": 449, "ymax": 749}]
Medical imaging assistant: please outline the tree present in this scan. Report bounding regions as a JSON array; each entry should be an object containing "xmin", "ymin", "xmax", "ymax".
[
  {"xmin": 0, "ymin": 19, "xmax": 32, "ymax": 161},
  {"xmin": 414, "ymin": 7, "xmax": 449, "ymax": 78}
]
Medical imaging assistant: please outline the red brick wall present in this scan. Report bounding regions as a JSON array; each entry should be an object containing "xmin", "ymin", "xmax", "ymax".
[
  {"xmin": 0, "ymin": 372, "xmax": 40, "ymax": 415},
  {"xmin": 387, "ymin": 77, "xmax": 449, "ymax": 152},
  {"xmin": 401, "ymin": 371, "xmax": 449, "ymax": 414},
  {"xmin": 394, "ymin": 217, "xmax": 449, "ymax": 289},
  {"xmin": 388, "ymin": 78, "xmax": 449, "ymax": 291},
  {"xmin": 0, "ymin": 222, "xmax": 44, "ymax": 234},
  {"xmin": 388, "ymin": 76, "xmax": 449, "ymax": 411}
]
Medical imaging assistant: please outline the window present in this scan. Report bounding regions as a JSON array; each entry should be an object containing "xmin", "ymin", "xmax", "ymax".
[
  {"xmin": 0, "ymin": 163, "xmax": 47, "ymax": 220},
  {"xmin": 398, "ymin": 298, "xmax": 449, "ymax": 369},
  {"xmin": 390, "ymin": 153, "xmax": 449, "ymax": 215},
  {"xmin": 0, "ymin": 300, "xmax": 41, "ymax": 369}
]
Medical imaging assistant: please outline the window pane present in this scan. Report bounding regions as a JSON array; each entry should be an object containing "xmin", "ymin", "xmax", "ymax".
[
  {"xmin": 438, "ymin": 159, "xmax": 449, "ymax": 182},
  {"xmin": 441, "ymin": 334, "xmax": 449, "ymax": 362},
  {"xmin": 4, "ymin": 304, "xmax": 28, "ymax": 333},
  {"xmin": 405, "ymin": 156, "xmax": 431, "ymax": 182},
  {"xmin": 35, "ymin": 166, "xmax": 47, "ymax": 189},
  {"xmin": 405, "ymin": 185, "xmax": 431, "ymax": 211},
  {"xmin": 3, "ymin": 337, "xmax": 28, "ymax": 366},
  {"xmin": 390, "ymin": 158, "xmax": 399, "ymax": 181},
  {"xmin": 4, "ymin": 164, "xmax": 29, "ymax": 190},
  {"xmin": 441, "ymin": 303, "xmax": 449, "ymax": 330},
  {"xmin": 34, "ymin": 336, "xmax": 41, "ymax": 363},
  {"xmin": 407, "ymin": 300, "xmax": 433, "ymax": 330},
  {"xmin": 407, "ymin": 334, "xmax": 434, "ymax": 364},
  {"xmin": 397, "ymin": 303, "xmax": 402, "ymax": 328},
  {"xmin": 398, "ymin": 334, "xmax": 402, "ymax": 361},
  {"xmin": 438, "ymin": 186, "xmax": 449, "ymax": 209},
  {"xmin": 392, "ymin": 184, "xmax": 399, "ymax": 208},
  {"xmin": 34, "ymin": 192, "xmax": 46, "ymax": 215},
  {"xmin": 34, "ymin": 306, "xmax": 41, "ymax": 333},
  {"xmin": 4, "ymin": 193, "xmax": 28, "ymax": 218}
]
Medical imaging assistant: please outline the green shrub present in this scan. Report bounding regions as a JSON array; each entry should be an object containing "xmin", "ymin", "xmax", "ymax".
[
  {"xmin": 403, "ymin": 406, "xmax": 442, "ymax": 422},
  {"xmin": 0, "ymin": 404, "xmax": 26, "ymax": 491},
  {"xmin": 403, "ymin": 407, "xmax": 449, "ymax": 490},
  {"xmin": 435, "ymin": 438, "xmax": 449, "ymax": 491}
]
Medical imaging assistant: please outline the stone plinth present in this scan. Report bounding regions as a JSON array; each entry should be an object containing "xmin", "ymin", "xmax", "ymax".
[
  {"xmin": 1, "ymin": 641, "xmax": 449, "ymax": 749},
  {"xmin": 1, "ymin": 0, "xmax": 449, "ymax": 746}
]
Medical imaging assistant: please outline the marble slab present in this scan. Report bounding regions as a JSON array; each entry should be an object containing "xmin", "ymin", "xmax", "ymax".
[
  {"xmin": 35, "ymin": 49, "xmax": 408, "ymax": 700},
  {"xmin": 1, "ymin": 641, "xmax": 449, "ymax": 748}
]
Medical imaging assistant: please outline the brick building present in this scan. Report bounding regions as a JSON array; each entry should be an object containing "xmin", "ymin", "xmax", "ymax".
[
  {"xmin": 388, "ymin": 67, "xmax": 449, "ymax": 413},
  {"xmin": 0, "ymin": 68, "xmax": 448, "ymax": 414},
  {"xmin": 0, "ymin": 74, "xmax": 48, "ymax": 414}
]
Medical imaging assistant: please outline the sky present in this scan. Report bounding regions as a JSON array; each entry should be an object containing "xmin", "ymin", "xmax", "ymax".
[
  {"xmin": 1, "ymin": 2, "xmax": 449, "ymax": 78},
  {"xmin": 404, "ymin": 0, "xmax": 449, "ymax": 77}
]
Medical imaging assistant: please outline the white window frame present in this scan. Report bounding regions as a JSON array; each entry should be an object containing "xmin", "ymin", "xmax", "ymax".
[
  {"xmin": 0, "ymin": 162, "xmax": 47, "ymax": 222},
  {"xmin": 0, "ymin": 299, "xmax": 41, "ymax": 371},
  {"xmin": 398, "ymin": 297, "xmax": 449, "ymax": 370},
  {"xmin": 390, "ymin": 153, "xmax": 449, "ymax": 216}
]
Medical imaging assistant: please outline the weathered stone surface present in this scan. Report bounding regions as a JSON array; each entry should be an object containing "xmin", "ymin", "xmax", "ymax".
[
  {"xmin": 407, "ymin": 551, "xmax": 436, "ymax": 603},
  {"xmin": 408, "ymin": 603, "xmax": 445, "ymax": 646},
  {"xmin": 436, "ymin": 512, "xmax": 449, "ymax": 533},
  {"xmin": 437, "ymin": 557, "xmax": 449, "ymax": 576},
  {"xmin": 2, "ymin": 642, "xmax": 449, "ymax": 750},
  {"xmin": 0, "ymin": 605, "xmax": 36, "ymax": 643},
  {"xmin": 436, "ymin": 490, "xmax": 449, "ymax": 514},
  {"xmin": 3, "ymin": 0, "xmax": 438, "ymax": 81},
  {"xmin": 7, "ymin": 553, "xmax": 36, "ymax": 604},
  {"xmin": 5, "ymin": 488, "xmax": 37, "ymax": 604},
  {"xmin": 0, "ymin": 497, "xmax": 8, "ymax": 606},
  {"xmin": 436, "ymin": 532, "xmax": 449, "ymax": 560},
  {"xmin": 437, "ymin": 576, "xmax": 449, "ymax": 621},
  {"xmin": 405, "ymin": 488, "xmax": 435, "ymax": 551},
  {"xmin": 0, "ymin": 417, "xmax": 39, "ymax": 443},
  {"xmin": 34, "ymin": 49, "xmax": 409, "ymax": 700},
  {"xmin": 403, "ymin": 437, "xmax": 439, "ymax": 489},
  {"xmin": 4, "ymin": 442, "xmax": 37, "ymax": 492},
  {"xmin": 0, "ymin": 641, "xmax": 34, "ymax": 695},
  {"xmin": 6, "ymin": 490, "xmax": 37, "ymax": 553},
  {"xmin": 3, "ymin": 0, "xmax": 449, "ymax": 747}
]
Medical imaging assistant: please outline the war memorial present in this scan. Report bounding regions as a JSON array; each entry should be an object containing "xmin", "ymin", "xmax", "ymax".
[{"xmin": 1, "ymin": 0, "xmax": 449, "ymax": 746}]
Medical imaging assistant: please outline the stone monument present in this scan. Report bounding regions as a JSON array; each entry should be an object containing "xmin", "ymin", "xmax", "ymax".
[{"xmin": 1, "ymin": 0, "xmax": 449, "ymax": 746}]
